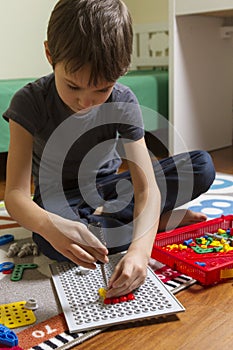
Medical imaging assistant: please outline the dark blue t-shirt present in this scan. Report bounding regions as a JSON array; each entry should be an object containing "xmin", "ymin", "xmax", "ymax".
[{"xmin": 3, "ymin": 74, "xmax": 144, "ymax": 194}]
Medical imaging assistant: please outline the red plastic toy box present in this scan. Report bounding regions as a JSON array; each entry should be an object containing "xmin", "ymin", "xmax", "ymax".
[{"xmin": 151, "ymin": 215, "xmax": 233, "ymax": 285}]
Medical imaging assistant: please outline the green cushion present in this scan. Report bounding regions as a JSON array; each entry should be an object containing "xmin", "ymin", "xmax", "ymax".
[
  {"xmin": 0, "ymin": 71, "xmax": 169, "ymax": 152},
  {"xmin": 0, "ymin": 78, "xmax": 36, "ymax": 152},
  {"xmin": 118, "ymin": 69, "xmax": 168, "ymax": 131}
]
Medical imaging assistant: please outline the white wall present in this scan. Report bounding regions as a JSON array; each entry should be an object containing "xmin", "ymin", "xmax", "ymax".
[
  {"xmin": 124, "ymin": 0, "xmax": 168, "ymax": 23},
  {"xmin": 0, "ymin": 0, "xmax": 57, "ymax": 79}
]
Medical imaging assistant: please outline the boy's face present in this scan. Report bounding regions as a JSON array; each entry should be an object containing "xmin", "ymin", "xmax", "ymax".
[{"xmin": 54, "ymin": 62, "xmax": 115, "ymax": 113}]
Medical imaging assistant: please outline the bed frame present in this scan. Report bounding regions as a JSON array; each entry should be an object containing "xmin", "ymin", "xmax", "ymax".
[{"xmin": 130, "ymin": 22, "xmax": 169, "ymax": 70}]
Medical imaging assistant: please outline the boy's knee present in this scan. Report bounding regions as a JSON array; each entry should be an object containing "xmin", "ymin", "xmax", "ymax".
[{"xmin": 191, "ymin": 150, "xmax": 216, "ymax": 192}]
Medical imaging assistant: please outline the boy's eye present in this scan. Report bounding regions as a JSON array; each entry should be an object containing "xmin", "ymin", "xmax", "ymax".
[
  {"xmin": 98, "ymin": 87, "xmax": 113, "ymax": 94},
  {"xmin": 68, "ymin": 85, "xmax": 80, "ymax": 90},
  {"xmin": 98, "ymin": 88, "xmax": 110, "ymax": 93},
  {"xmin": 67, "ymin": 84, "xmax": 112, "ymax": 93}
]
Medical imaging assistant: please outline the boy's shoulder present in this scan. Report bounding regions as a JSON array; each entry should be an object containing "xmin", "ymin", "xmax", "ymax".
[
  {"xmin": 3, "ymin": 74, "xmax": 57, "ymax": 135},
  {"xmin": 10, "ymin": 74, "xmax": 55, "ymax": 103},
  {"xmin": 111, "ymin": 82, "xmax": 138, "ymax": 104},
  {"xmin": 26, "ymin": 73, "xmax": 55, "ymax": 94},
  {"xmin": 34, "ymin": 73, "xmax": 54, "ymax": 86}
]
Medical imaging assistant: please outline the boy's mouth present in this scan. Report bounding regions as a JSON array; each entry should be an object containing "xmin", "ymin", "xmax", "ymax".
[{"xmin": 74, "ymin": 106, "xmax": 94, "ymax": 115}]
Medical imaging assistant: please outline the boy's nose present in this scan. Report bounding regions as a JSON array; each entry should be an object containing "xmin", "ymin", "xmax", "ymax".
[{"xmin": 78, "ymin": 96, "xmax": 93, "ymax": 109}]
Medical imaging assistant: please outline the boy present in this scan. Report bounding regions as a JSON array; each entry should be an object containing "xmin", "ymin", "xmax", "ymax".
[{"xmin": 3, "ymin": 0, "xmax": 215, "ymax": 298}]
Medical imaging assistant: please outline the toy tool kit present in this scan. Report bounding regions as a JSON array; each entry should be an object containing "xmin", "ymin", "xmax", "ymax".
[
  {"xmin": 50, "ymin": 253, "xmax": 184, "ymax": 333},
  {"xmin": 152, "ymin": 215, "xmax": 233, "ymax": 285}
]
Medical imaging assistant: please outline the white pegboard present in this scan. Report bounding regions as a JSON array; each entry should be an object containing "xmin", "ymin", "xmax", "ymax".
[{"xmin": 50, "ymin": 253, "xmax": 185, "ymax": 333}]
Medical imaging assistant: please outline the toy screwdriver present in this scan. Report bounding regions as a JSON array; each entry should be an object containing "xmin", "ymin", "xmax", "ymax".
[{"xmin": 88, "ymin": 223, "xmax": 108, "ymax": 287}]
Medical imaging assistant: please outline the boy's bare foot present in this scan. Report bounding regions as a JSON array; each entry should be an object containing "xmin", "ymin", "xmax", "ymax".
[{"xmin": 158, "ymin": 209, "xmax": 207, "ymax": 232}]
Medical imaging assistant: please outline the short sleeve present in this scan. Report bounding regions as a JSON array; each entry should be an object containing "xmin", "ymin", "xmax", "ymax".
[
  {"xmin": 111, "ymin": 83, "xmax": 145, "ymax": 141},
  {"xmin": 3, "ymin": 80, "xmax": 49, "ymax": 135}
]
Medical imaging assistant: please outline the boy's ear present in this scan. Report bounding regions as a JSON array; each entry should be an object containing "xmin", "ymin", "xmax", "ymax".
[{"xmin": 44, "ymin": 41, "xmax": 53, "ymax": 65}]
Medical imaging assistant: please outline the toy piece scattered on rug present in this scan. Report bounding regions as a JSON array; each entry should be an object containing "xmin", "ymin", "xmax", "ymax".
[
  {"xmin": 0, "ymin": 234, "xmax": 14, "ymax": 246},
  {"xmin": 18, "ymin": 242, "xmax": 39, "ymax": 257},
  {"xmin": 0, "ymin": 261, "xmax": 14, "ymax": 273},
  {"xmin": 0, "ymin": 301, "xmax": 36, "ymax": 329},
  {"xmin": 98, "ymin": 287, "xmax": 135, "ymax": 305},
  {"xmin": 6, "ymin": 243, "xmax": 20, "ymax": 257},
  {"xmin": 0, "ymin": 262, "xmax": 38, "ymax": 280},
  {"xmin": 0, "ymin": 324, "xmax": 18, "ymax": 347},
  {"xmin": 6, "ymin": 242, "xmax": 39, "ymax": 258},
  {"xmin": 24, "ymin": 298, "xmax": 39, "ymax": 311},
  {"xmin": 11, "ymin": 263, "xmax": 38, "ymax": 282}
]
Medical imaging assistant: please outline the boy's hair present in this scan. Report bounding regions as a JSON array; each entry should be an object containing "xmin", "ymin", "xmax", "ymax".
[{"xmin": 47, "ymin": 0, "xmax": 133, "ymax": 85}]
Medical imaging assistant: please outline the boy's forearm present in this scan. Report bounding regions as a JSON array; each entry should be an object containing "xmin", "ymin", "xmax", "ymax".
[{"xmin": 130, "ymin": 187, "xmax": 161, "ymax": 257}]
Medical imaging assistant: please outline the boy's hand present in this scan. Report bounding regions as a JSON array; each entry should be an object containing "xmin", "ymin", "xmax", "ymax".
[
  {"xmin": 42, "ymin": 213, "xmax": 108, "ymax": 268},
  {"xmin": 106, "ymin": 248, "xmax": 148, "ymax": 298}
]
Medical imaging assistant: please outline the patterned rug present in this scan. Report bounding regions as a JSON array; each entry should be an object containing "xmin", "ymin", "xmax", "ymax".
[{"xmin": 178, "ymin": 172, "xmax": 233, "ymax": 218}]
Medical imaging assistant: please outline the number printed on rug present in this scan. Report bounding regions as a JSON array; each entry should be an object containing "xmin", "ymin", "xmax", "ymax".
[
  {"xmin": 188, "ymin": 195, "xmax": 233, "ymax": 219},
  {"xmin": 17, "ymin": 313, "xmax": 85, "ymax": 350},
  {"xmin": 206, "ymin": 173, "xmax": 233, "ymax": 195}
]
